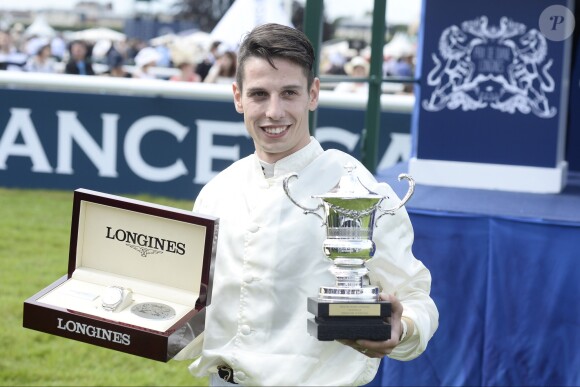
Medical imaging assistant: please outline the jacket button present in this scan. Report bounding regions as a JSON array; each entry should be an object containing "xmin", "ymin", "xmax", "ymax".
[{"xmin": 240, "ymin": 325, "xmax": 251, "ymax": 335}]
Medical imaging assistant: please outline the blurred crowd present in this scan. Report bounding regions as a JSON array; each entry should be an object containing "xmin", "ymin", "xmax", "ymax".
[
  {"xmin": 320, "ymin": 32, "xmax": 417, "ymax": 94},
  {"xmin": 0, "ymin": 24, "xmax": 415, "ymax": 93},
  {"xmin": 0, "ymin": 26, "xmax": 239, "ymax": 84}
]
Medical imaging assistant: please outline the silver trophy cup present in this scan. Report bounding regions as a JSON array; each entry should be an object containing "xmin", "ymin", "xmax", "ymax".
[{"xmin": 283, "ymin": 163, "xmax": 414, "ymax": 340}]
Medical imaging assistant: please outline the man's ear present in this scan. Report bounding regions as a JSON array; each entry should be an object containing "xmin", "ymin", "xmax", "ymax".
[
  {"xmin": 308, "ymin": 78, "xmax": 320, "ymax": 111},
  {"xmin": 232, "ymin": 82, "xmax": 244, "ymax": 113}
]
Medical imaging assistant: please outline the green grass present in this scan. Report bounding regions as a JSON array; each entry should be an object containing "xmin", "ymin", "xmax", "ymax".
[{"xmin": 0, "ymin": 188, "xmax": 207, "ymax": 386}]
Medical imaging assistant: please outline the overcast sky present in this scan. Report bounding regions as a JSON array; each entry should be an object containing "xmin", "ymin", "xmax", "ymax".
[{"xmin": 0, "ymin": 0, "xmax": 421, "ymax": 24}]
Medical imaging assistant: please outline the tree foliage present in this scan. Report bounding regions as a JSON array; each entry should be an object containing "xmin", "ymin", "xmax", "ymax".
[{"xmin": 173, "ymin": 0, "xmax": 235, "ymax": 32}]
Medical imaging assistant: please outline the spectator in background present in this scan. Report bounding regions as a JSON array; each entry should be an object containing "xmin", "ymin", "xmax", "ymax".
[
  {"xmin": 334, "ymin": 55, "xmax": 370, "ymax": 94},
  {"xmin": 24, "ymin": 40, "xmax": 57, "ymax": 73},
  {"xmin": 24, "ymin": 35, "xmax": 42, "ymax": 56},
  {"xmin": 124, "ymin": 38, "xmax": 144, "ymax": 65},
  {"xmin": 170, "ymin": 60, "xmax": 201, "ymax": 82},
  {"xmin": 102, "ymin": 49, "xmax": 130, "ymax": 78},
  {"xmin": 50, "ymin": 33, "xmax": 67, "ymax": 62},
  {"xmin": 203, "ymin": 48, "xmax": 236, "ymax": 84},
  {"xmin": 154, "ymin": 43, "xmax": 172, "ymax": 68},
  {"xmin": 384, "ymin": 53, "xmax": 415, "ymax": 94},
  {"xmin": 0, "ymin": 30, "xmax": 27, "ymax": 71},
  {"xmin": 386, "ymin": 55, "xmax": 413, "ymax": 78},
  {"xmin": 64, "ymin": 40, "xmax": 95, "ymax": 75},
  {"xmin": 8, "ymin": 23, "xmax": 26, "ymax": 53},
  {"xmin": 324, "ymin": 51, "xmax": 347, "ymax": 75},
  {"xmin": 132, "ymin": 47, "xmax": 160, "ymax": 79},
  {"xmin": 196, "ymin": 40, "xmax": 220, "ymax": 81},
  {"xmin": 92, "ymin": 39, "xmax": 129, "ymax": 78}
]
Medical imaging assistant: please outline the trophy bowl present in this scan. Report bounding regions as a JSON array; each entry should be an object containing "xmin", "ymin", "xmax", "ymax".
[{"xmin": 283, "ymin": 163, "xmax": 414, "ymax": 341}]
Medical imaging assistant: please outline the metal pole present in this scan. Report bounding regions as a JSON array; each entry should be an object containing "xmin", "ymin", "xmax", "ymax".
[
  {"xmin": 362, "ymin": 0, "xmax": 387, "ymax": 174},
  {"xmin": 303, "ymin": 0, "xmax": 324, "ymax": 136}
]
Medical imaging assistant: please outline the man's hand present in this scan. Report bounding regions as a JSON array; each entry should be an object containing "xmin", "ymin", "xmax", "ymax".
[{"xmin": 337, "ymin": 294, "xmax": 406, "ymax": 358}]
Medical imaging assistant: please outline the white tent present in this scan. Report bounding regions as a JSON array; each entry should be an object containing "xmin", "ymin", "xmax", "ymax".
[
  {"xmin": 210, "ymin": 0, "xmax": 293, "ymax": 49},
  {"xmin": 24, "ymin": 16, "xmax": 56, "ymax": 38},
  {"xmin": 66, "ymin": 28, "xmax": 126, "ymax": 43}
]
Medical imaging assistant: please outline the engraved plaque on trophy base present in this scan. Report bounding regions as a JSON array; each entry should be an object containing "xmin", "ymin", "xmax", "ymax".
[{"xmin": 307, "ymin": 297, "xmax": 391, "ymax": 341}]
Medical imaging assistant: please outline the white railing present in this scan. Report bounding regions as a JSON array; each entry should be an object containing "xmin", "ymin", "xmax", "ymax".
[{"xmin": 0, "ymin": 70, "xmax": 415, "ymax": 112}]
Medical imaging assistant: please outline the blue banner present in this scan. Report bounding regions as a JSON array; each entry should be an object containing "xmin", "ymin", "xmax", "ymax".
[
  {"xmin": 413, "ymin": 0, "xmax": 573, "ymax": 168},
  {"xmin": 0, "ymin": 88, "xmax": 411, "ymax": 199},
  {"xmin": 566, "ymin": 6, "xmax": 580, "ymax": 173}
]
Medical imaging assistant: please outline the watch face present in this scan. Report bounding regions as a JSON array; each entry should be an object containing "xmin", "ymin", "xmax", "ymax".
[
  {"xmin": 102, "ymin": 287, "xmax": 123, "ymax": 305},
  {"xmin": 131, "ymin": 302, "xmax": 176, "ymax": 320}
]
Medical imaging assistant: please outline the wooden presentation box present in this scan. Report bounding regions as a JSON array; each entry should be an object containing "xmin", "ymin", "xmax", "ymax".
[{"xmin": 23, "ymin": 189, "xmax": 218, "ymax": 362}]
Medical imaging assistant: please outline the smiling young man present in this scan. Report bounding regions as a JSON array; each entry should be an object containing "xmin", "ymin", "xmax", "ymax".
[
  {"xmin": 178, "ymin": 23, "xmax": 438, "ymax": 386},
  {"xmin": 232, "ymin": 51, "xmax": 317, "ymax": 164}
]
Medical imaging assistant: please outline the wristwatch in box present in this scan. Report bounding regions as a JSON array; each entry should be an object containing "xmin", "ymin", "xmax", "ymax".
[{"xmin": 101, "ymin": 286, "xmax": 132, "ymax": 312}]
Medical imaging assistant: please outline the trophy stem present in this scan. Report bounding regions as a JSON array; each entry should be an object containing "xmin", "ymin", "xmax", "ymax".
[
  {"xmin": 331, "ymin": 264, "xmax": 367, "ymax": 288},
  {"xmin": 319, "ymin": 264, "xmax": 379, "ymax": 301}
]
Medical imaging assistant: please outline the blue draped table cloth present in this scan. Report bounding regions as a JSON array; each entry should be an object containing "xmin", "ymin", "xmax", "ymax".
[{"xmin": 367, "ymin": 164, "xmax": 580, "ymax": 386}]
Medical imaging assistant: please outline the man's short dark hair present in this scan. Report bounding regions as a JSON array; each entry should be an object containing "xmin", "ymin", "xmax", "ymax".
[{"xmin": 236, "ymin": 23, "xmax": 316, "ymax": 91}]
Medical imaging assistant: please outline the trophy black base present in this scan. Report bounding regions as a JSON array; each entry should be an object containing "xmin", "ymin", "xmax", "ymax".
[
  {"xmin": 308, "ymin": 317, "xmax": 391, "ymax": 341},
  {"xmin": 307, "ymin": 297, "xmax": 391, "ymax": 341}
]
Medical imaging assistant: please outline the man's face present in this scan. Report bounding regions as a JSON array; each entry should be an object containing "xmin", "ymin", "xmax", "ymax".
[
  {"xmin": 352, "ymin": 65, "xmax": 367, "ymax": 78},
  {"xmin": 233, "ymin": 57, "xmax": 320, "ymax": 164},
  {"xmin": 71, "ymin": 43, "xmax": 87, "ymax": 60}
]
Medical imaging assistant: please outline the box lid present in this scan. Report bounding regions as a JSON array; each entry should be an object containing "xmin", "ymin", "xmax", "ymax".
[{"xmin": 68, "ymin": 189, "xmax": 218, "ymax": 308}]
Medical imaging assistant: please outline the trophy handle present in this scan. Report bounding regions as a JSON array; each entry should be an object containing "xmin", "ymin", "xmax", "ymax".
[
  {"xmin": 376, "ymin": 174, "xmax": 415, "ymax": 222},
  {"xmin": 283, "ymin": 173, "xmax": 325, "ymax": 223}
]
